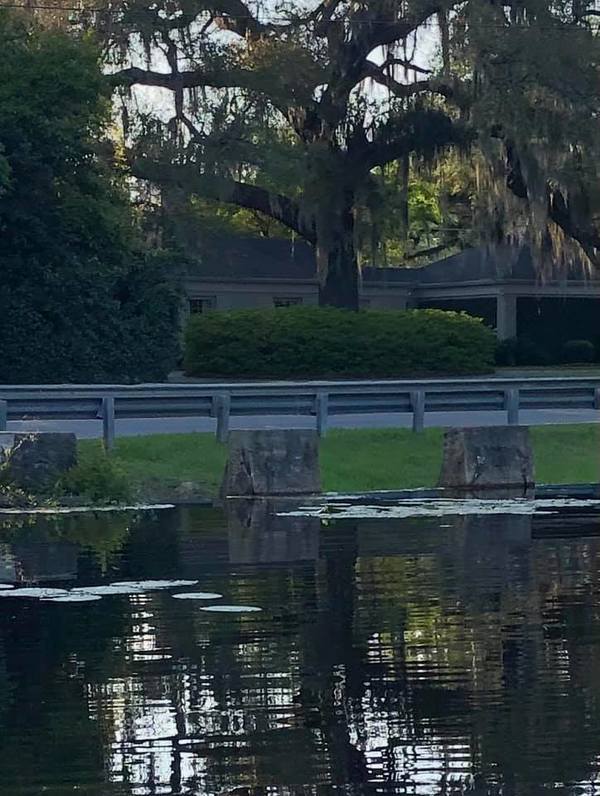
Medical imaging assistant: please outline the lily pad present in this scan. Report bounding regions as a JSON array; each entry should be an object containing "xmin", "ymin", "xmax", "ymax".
[
  {"xmin": 172, "ymin": 592, "xmax": 223, "ymax": 601},
  {"xmin": 0, "ymin": 588, "xmax": 69, "ymax": 599},
  {"xmin": 43, "ymin": 594, "xmax": 103, "ymax": 603},
  {"xmin": 111, "ymin": 580, "xmax": 199, "ymax": 591},
  {"xmin": 200, "ymin": 605, "xmax": 262, "ymax": 613},
  {"xmin": 0, "ymin": 504, "xmax": 175, "ymax": 516},
  {"xmin": 70, "ymin": 585, "xmax": 145, "ymax": 596},
  {"xmin": 277, "ymin": 497, "xmax": 600, "ymax": 520}
]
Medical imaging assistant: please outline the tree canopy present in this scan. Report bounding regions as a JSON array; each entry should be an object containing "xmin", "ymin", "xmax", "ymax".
[
  {"xmin": 0, "ymin": 9, "xmax": 182, "ymax": 382},
  {"xmin": 84, "ymin": 0, "xmax": 600, "ymax": 308}
]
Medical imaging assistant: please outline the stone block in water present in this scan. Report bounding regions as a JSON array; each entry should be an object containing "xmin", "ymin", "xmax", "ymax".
[
  {"xmin": 222, "ymin": 429, "xmax": 320, "ymax": 497},
  {"xmin": 438, "ymin": 426, "xmax": 534, "ymax": 491},
  {"xmin": 1, "ymin": 432, "xmax": 77, "ymax": 492}
]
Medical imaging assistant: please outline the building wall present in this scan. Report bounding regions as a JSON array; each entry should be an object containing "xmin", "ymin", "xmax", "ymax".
[
  {"xmin": 362, "ymin": 288, "xmax": 410, "ymax": 309},
  {"xmin": 186, "ymin": 280, "xmax": 319, "ymax": 312},
  {"xmin": 186, "ymin": 279, "xmax": 411, "ymax": 312}
]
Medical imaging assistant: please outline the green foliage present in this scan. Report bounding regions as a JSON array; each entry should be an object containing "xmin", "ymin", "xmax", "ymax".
[
  {"xmin": 184, "ymin": 307, "xmax": 495, "ymax": 378},
  {"xmin": 58, "ymin": 444, "xmax": 131, "ymax": 504},
  {"xmin": 562, "ymin": 340, "xmax": 596, "ymax": 364},
  {"xmin": 0, "ymin": 10, "xmax": 181, "ymax": 383}
]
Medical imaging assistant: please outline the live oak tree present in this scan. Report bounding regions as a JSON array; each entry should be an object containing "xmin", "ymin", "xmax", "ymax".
[{"xmin": 103, "ymin": 0, "xmax": 600, "ymax": 308}]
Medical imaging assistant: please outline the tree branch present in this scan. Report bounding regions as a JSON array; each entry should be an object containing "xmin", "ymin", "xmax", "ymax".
[
  {"xmin": 130, "ymin": 157, "xmax": 316, "ymax": 242},
  {"xmin": 112, "ymin": 65, "xmax": 258, "ymax": 92},
  {"xmin": 206, "ymin": 0, "xmax": 268, "ymax": 37},
  {"xmin": 404, "ymin": 240, "xmax": 458, "ymax": 261},
  {"xmin": 380, "ymin": 56, "xmax": 432, "ymax": 75},
  {"xmin": 362, "ymin": 63, "xmax": 455, "ymax": 100},
  {"xmin": 361, "ymin": 111, "xmax": 469, "ymax": 169},
  {"xmin": 366, "ymin": 3, "xmax": 443, "ymax": 50}
]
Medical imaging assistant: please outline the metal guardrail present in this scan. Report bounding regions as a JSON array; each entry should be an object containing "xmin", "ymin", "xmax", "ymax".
[{"xmin": 1, "ymin": 377, "xmax": 599, "ymax": 450}]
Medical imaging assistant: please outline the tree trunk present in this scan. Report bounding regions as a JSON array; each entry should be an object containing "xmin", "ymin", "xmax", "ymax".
[{"xmin": 317, "ymin": 191, "xmax": 360, "ymax": 310}]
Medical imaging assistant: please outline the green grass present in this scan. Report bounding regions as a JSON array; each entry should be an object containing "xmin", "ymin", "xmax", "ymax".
[{"xmin": 80, "ymin": 424, "xmax": 600, "ymax": 499}]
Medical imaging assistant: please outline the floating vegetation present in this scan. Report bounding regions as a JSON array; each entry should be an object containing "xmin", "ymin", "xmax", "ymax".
[
  {"xmin": 277, "ymin": 498, "xmax": 600, "ymax": 520},
  {"xmin": 70, "ymin": 585, "xmax": 145, "ymax": 596},
  {"xmin": 0, "ymin": 504, "xmax": 175, "ymax": 516},
  {"xmin": 0, "ymin": 579, "xmax": 223, "ymax": 604},
  {"xmin": 43, "ymin": 594, "xmax": 102, "ymax": 603},
  {"xmin": 0, "ymin": 587, "xmax": 69, "ymax": 599},
  {"xmin": 112, "ymin": 580, "xmax": 199, "ymax": 590},
  {"xmin": 200, "ymin": 605, "xmax": 262, "ymax": 613},
  {"xmin": 172, "ymin": 592, "xmax": 223, "ymax": 601}
]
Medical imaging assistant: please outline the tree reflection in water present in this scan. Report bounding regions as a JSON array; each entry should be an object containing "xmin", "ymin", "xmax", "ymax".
[{"xmin": 0, "ymin": 504, "xmax": 600, "ymax": 794}]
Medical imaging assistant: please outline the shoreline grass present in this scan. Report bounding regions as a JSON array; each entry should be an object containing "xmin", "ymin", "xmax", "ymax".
[{"xmin": 79, "ymin": 424, "xmax": 600, "ymax": 499}]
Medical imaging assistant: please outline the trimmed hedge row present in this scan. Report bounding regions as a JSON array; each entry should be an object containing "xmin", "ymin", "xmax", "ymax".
[{"xmin": 184, "ymin": 307, "xmax": 496, "ymax": 378}]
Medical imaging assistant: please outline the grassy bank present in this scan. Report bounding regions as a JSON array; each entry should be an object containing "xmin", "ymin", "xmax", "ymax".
[{"xmin": 79, "ymin": 424, "xmax": 600, "ymax": 500}]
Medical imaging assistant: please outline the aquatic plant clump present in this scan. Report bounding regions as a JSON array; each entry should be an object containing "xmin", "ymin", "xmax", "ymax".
[
  {"xmin": 172, "ymin": 592, "xmax": 223, "ymax": 600},
  {"xmin": 112, "ymin": 580, "xmax": 199, "ymax": 590},
  {"xmin": 44, "ymin": 594, "xmax": 103, "ymax": 603},
  {"xmin": 0, "ymin": 588, "xmax": 69, "ymax": 598},
  {"xmin": 278, "ymin": 497, "xmax": 600, "ymax": 520},
  {"xmin": 200, "ymin": 605, "xmax": 263, "ymax": 613},
  {"xmin": 70, "ymin": 585, "xmax": 146, "ymax": 596},
  {"xmin": 0, "ymin": 579, "xmax": 205, "ymax": 602}
]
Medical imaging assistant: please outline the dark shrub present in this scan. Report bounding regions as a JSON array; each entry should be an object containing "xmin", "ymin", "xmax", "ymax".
[
  {"xmin": 184, "ymin": 307, "xmax": 496, "ymax": 379},
  {"xmin": 562, "ymin": 339, "xmax": 596, "ymax": 364},
  {"xmin": 515, "ymin": 337, "xmax": 551, "ymax": 366},
  {"xmin": 495, "ymin": 337, "xmax": 519, "ymax": 367},
  {"xmin": 495, "ymin": 336, "xmax": 551, "ymax": 367}
]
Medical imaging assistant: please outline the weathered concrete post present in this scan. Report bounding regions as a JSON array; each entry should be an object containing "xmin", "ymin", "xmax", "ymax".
[
  {"xmin": 222, "ymin": 429, "xmax": 321, "ymax": 497},
  {"xmin": 438, "ymin": 426, "xmax": 534, "ymax": 491}
]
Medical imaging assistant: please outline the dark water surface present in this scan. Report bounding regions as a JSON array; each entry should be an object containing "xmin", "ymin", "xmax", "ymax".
[{"xmin": 2, "ymin": 502, "xmax": 600, "ymax": 795}]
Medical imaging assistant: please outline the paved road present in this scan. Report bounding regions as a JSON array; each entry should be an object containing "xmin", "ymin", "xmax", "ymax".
[{"xmin": 6, "ymin": 408, "xmax": 599, "ymax": 439}]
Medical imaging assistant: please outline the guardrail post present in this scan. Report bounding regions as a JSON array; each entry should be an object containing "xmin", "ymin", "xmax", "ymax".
[
  {"xmin": 315, "ymin": 392, "xmax": 329, "ymax": 437},
  {"xmin": 0, "ymin": 400, "xmax": 7, "ymax": 431},
  {"xmin": 101, "ymin": 396, "xmax": 116, "ymax": 452},
  {"xmin": 505, "ymin": 388, "xmax": 520, "ymax": 425},
  {"xmin": 594, "ymin": 388, "xmax": 600, "ymax": 410},
  {"xmin": 411, "ymin": 390, "xmax": 425, "ymax": 433},
  {"xmin": 214, "ymin": 393, "xmax": 231, "ymax": 443}
]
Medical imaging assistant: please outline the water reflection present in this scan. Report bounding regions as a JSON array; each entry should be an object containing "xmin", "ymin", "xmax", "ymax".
[
  {"xmin": 0, "ymin": 504, "xmax": 599, "ymax": 793},
  {"xmin": 227, "ymin": 498, "xmax": 320, "ymax": 565}
]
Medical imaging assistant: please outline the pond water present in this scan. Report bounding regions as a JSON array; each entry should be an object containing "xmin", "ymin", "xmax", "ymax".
[{"xmin": 1, "ymin": 500, "xmax": 600, "ymax": 794}]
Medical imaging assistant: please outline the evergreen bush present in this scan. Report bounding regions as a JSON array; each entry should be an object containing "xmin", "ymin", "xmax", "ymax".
[{"xmin": 184, "ymin": 307, "xmax": 496, "ymax": 378}]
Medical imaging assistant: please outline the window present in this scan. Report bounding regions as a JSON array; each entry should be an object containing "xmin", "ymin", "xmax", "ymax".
[
  {"xmin": 273, "ymin": 296, "xmax": 303, "ymax": 308},
  {"xmin": 189, "ymin": 296, "xmax": 216, "ymax": 314}
]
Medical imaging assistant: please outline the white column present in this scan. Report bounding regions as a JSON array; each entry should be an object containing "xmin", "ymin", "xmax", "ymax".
[{"xmin": 496, "ymin": 293, "xmax": 517, "ymax": 340}]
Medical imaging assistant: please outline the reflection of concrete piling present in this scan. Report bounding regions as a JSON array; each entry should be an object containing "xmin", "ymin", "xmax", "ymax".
[
  {"xmin": 226, "ymin": 499, "xmax": 320, "ymax": 564},
  {"xmin": 438, "ymin": 426, "xmax": 534, "ymax": 492},
  {"xmin": 222, "ymin": 430, "xmax": 321, "ymax": 497}
]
